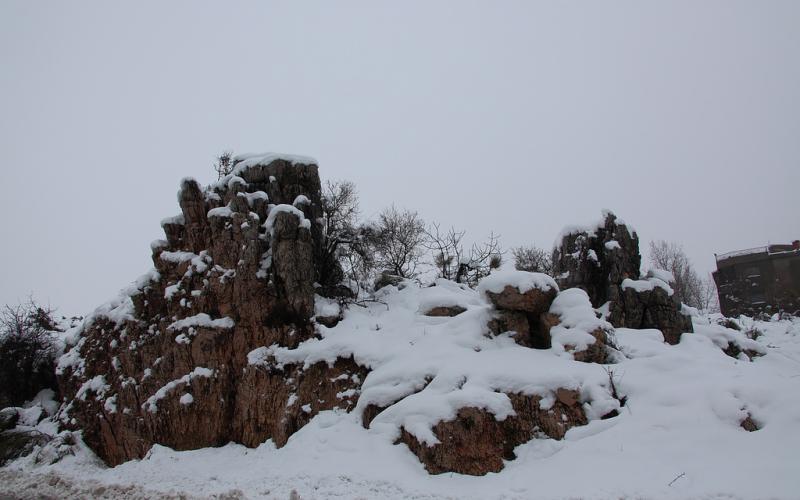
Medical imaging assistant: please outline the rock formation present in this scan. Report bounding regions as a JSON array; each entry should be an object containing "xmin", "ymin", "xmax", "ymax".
[
  {"xmin": 56, "ymin": 154, "xmax": 366, "ymax": 466},
  {"xmin": 53, "ymin": 167, "xmax": 693, "ymax": 477},
  {"xmin": 482, "ymin": 270, "xmax": 559, "ymax": 349},
  {"xmin": 397, "ymin": 390, "xmax": 586, "ymax": 475},
  {"xmin": 553, "ymin": 210, "xmax": 692, "ymax": 344}
]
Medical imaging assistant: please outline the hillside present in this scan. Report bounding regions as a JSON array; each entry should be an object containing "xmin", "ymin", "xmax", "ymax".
[{"xmin": 2, "ymin": 155, "xmax": 799, "ymax": 499}]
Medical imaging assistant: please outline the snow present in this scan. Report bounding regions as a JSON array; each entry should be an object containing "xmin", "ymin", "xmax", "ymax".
[
  {"xmin": 159, "ymin": 214, "xmax": 184, "ymax": 227},
  {"xmin": 314, "ymin": 295, "xmax": 341, "ymax": 319},
  {"xmin": 12, "ymin": 277, "xmax": 800, "ymax": 499},
  {"xmin": 167, "ymin": 313, "xmax": 235, "ymax": 331},
  {"xmin": 211, "ymin": 152, "xmax": 317, "ymax": 189},
  {"xmin": 417, "ymin": 278, "xmax": 481, "ymax": 314},
  {"xmin": 179, "ymin": 393, "xmax": 194, "ymax": 406},
  {"xmin": 604, "ymin": 240, "xmax": 621, "ymax": 250},
  {"xmin": 75, "ymin": 375, "xmax": 109, "ymax": 401},
  {"xmin": 206, "ymin": 205, "xmax": 233, "ymax": 218},
  {"xmin": 648, "ymin": 268, "xmax": 675, "ymax": 283},
  {"xmin": 621, "ymin": 276, "xmax": 674, "ymax": 296},
  {"xmin": 263, "ymin": 204, "xmax": 312, "ymax": 236},
  {"xmin": 233, "ymin": 152, "xmax": 317, "ymax": 169},
  {"xmin": 143, "ymin": 367, "xmax": 214, "ymax": 413},
  {"xmin": 253, "ymin": 279, "xmax": 611, "ymax": 449},
  {"xmin": 158, "ymin": 250, "xmax": 197, "ymax": 264},
  {"xmin": 476, "ymin": 269, "xmax": 558, "ymax": 296},
  {"xmin": 549, "ymin": 289, "xmax": 613, "ymax": 356},
  {"xmin": 555, "ymin": 209, "xmax": 637, "ymax": 246},
  {"xmin": 716, "ymin": 246, "xmax": 768, "ymax": 261},
  {"xmin": 292, "ymin": 194, "xmax": 311, "ymax": 207}
]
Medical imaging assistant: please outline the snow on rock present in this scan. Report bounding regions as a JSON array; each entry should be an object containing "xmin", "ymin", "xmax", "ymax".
[
  {"xmin": 167, "ymin": 313, "xmax": 235, "ymax": 331},
  {"xmin": 143, "ymin": 368, "xmax": 214, "ymax": 413},
  {"xmin": 264, "ymin": 204, "xmax": 311, "ymax": 236},
  {"xmin": 232, "ymin": 152, "xmax": 317, "ymax": 171},
  {"xmin": 548, "ymin": 289, "xmax": 615, "ymax": 363},
  {"xmin": 555, "ymin": 208, "xmax": 637, "ymax": 246},
  {"xmin": 206, "ymin": 205, "xmax": 234, "ymax": 218},
  {"xmin": 251, "ymin": 280, "xmax": 616, "ymax": 474},
  {"xmin": 75, "ymin": 375, "xmax": 109, "ymax": 402},
  {"xmin": 418, "ymin": 279, "xmax": 482, "ymax": 315},
  {"xmin": 292, "ymin": 194, "xmax": 311, "ymax": 207},
  {"xmin": 160, "ymin": 214, "xmax": 184, "ymax": 227},
  {"xmin": 621, "ymin": 277, "xmax": 674, "ymax": 296},
  {"xmin": 477, "ymin": 269, "xmax": 558, "ymax": 296},
  {"xmin": 647, "ymin": 268, "xmax": 675, "ymax": 284}
]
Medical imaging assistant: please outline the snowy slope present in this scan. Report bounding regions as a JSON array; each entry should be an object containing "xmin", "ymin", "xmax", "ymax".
[{"xmin": 4, "ymin": 280, "xmax": 800, "ymax": 500}]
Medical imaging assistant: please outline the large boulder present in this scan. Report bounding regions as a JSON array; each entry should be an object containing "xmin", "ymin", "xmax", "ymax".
[
  {"xmin": 553, "ymin": 211, "xmax": 692, "ymax": 343},
  {"xmin": 56, "ymin": 154, "xmax": 367, "ymax": 466},
  {"xmin": 553, "ymin": 210, "xmax": 641, "ymax": 308},
  {"xmin": 0, "ymin": 429, "xmax": 50, "ymax": 466},
  {"xmin": 609, "ymin": 273, "xmax": 692, "ymax": 345},
  {"xmin": 0, "ymin": 408, "xmax": 18, "ymax": 432},
  {"xmin": 398, "ymin": 390, "xmax": 586, "ymax": 476},
  {"xmin": 479, "ymin": 270, "xmax": 559, "ymax": 349}
]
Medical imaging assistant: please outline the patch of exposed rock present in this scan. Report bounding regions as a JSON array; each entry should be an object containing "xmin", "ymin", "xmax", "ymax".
[
  {"xmin": 481, "ymin": 271, "xmax": 558, "ymax": 349},
  {"xmin": 553, "ymin": 210, "xmax": 692, "ymax": 344},
  {"xmin": 399, "ymin": 390, "xmax": 586, "ymax": 475},
  {"xmin": 56, "ymin": 155, "xmax": 367, "ymax": 466}
]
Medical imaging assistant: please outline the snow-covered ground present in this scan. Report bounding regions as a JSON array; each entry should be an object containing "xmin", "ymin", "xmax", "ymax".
[{"xmin": 4, "ymin": 280, "xmax": 800, "ymax": 500}]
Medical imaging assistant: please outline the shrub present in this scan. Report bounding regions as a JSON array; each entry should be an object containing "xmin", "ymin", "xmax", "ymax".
[{"xmin": 0, "ymin": 300, "xmax": 60, "ymax": 408}]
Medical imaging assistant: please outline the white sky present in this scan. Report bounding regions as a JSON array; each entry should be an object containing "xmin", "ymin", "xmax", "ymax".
[{"xmin": 1, "ymin": 1, "xmax": 798, "ymax": 316}]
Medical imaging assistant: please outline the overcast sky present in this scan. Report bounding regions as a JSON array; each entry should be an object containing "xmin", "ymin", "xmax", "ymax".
[{"xmin": 1, "ymin": 1, "xmax": 798, "ymax": 316}]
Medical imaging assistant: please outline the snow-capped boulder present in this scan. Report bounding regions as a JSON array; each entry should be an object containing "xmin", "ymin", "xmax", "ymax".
[
  {"xmin": 481, "ymin": 270, "xmax": 558, "ymax": 349},
  {"xmin": 398, "ymin": 389, "xmax": 586, "ymax": 475},
  {"xmin": 478, "ymin": 270, "xmax": 558, "ymax": 313},
  {"xmin": 612, "ymin": 271, "xmax": 693, "ymax": 345}
]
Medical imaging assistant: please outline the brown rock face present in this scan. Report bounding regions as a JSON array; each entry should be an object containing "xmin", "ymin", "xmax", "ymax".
[
  {"xmin": 611, "ymin": 283, "xmax": 691, "ymax": 345},
  {"xmin": 485, "ymin": 285, "xmax": 557, "ymax": 349},
  {"xmin": 553, "ymin": 211, "xmax": 692, "ymax": 343},
  {"xmin": 56, "ymin": 157, "xmax": 366, "ymax": 466},
  {"xmin": 484, "ymin": 285, "xmax": 557, "ymax": 314},
  {"xmin": 399, "ymin": 390, "xmax": 587, "ymax": 476},
  {"xmin": 553, "ymin": 211, "xmax": 641, "ymax": 308}
]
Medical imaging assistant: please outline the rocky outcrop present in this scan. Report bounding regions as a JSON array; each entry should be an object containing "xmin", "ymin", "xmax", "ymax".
[
  {"xmin": 553, "ymin": 210, "xmax": 641, "ymax": 308},
  {"xmin": 56, "ymin": 155, "xmax": 366, "ymax": 466},
  {"xmin": 482, "ymin": 271, "xmax": 558, "ymax": 349},
  {"xmin": 609, "ymin": 274, "xmax": 692, "ymax": 345},
  {"xmin": 0, "ymin": 429, "xmax": 50, "ymax": 466},
  {"xmin": 399, "ymin": 390, "xmax": 586, "ymax": 475},
  {"xmin": 554, "ymin": 211, "xmax": 692, "ymax": 344}
]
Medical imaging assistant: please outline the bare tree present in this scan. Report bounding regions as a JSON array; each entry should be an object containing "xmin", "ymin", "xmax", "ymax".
[
  {"xmin": 512, "ymin": 245, "xmax": 553, "ymax": 275},
  {"xmin": 0, "ymin": 298, "xmax": 60, "ymax": 408},
  {"xmin": 425, "ymin": 223, "xmax": 503, "ymax": 287},
  {"xmin": 698, "ymin": 274, "xmax": 721, "ymax": 313},
  {"xmin": 371, "ymin": 206, "xmax": 426, "ymax": 279},
  {"xmin": 214, "ymin": 150, "xmax": 234, "ymax": 180},
  {"xmin": 648, "ymin": 240, "xmax": 705, "ymax": 309}
]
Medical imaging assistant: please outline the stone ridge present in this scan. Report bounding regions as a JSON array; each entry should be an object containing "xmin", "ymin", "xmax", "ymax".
[
  {"xmin": 56, "ymin": 157, "xmax": 365, "ymax": 466},
  {"xmin": 553, "ymin": 210, "xmax": 692, "ymax": 344}
]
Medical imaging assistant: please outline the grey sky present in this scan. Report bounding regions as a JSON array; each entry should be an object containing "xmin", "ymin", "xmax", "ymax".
[{"xmin": 1, "ymin": 1, "xmax": 798, "ymax": 315}]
